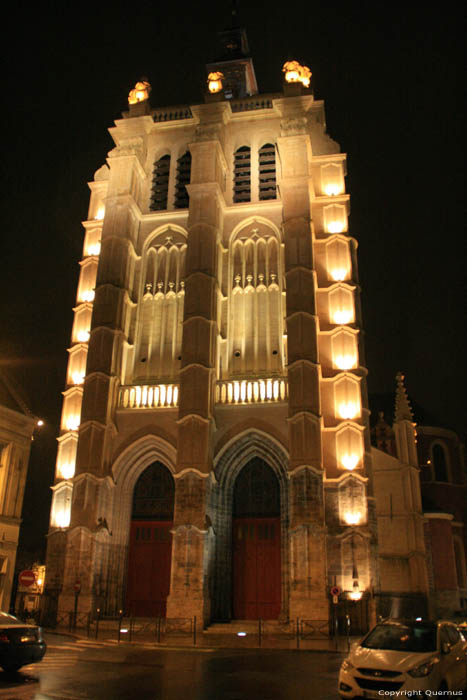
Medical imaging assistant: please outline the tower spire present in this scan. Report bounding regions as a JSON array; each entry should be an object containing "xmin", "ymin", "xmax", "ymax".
[
  {"xmin": 394, "ymin": 371, "xmax": 414, "ymax": 423},
  {"xmin": 393, "ymin": 372, "xmax": 418, "ymax": 467},
  {"xmin": 206, "ymin": 4, "xmax": 258, "ymax": 99}
]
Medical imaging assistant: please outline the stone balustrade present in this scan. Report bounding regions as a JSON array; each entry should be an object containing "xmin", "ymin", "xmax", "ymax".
[
  {"xmin": 119, "ymin": 384, "xmax": 179, "ymax": 409},
  {"xmin": 119, "ymin": 378, "xmax": 288, "ymax": 409},
  {"xmin": 216, "ymin": 378, "xmax": 288, "ymax": 405}
]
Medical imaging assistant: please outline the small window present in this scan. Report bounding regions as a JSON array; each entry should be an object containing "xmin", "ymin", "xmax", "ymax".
[
  {"xmin": 150, "ymin": 154, "xmax": 170, "ymax": 211},
  {"xmin": 233, "ymin": 146, "xmax": 251, "ymax": 202},
  {"xmin": 432, "ymin": 443, "xmax": 448, "ymax": 482},
  {"xmin": 258, "ymin": 143, "xmax": 277, "ymax": 200},
  {"xmin": 174, "ymin": 151, "xmax": 191, "ymax": 209}
]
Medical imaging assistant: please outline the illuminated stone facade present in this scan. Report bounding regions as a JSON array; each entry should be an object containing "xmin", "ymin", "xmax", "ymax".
[
  {"xmin": 0, "ymin": 378, "xmax": 36, "ymax": 610},
  {"xmin": 44, "ymin": 35, "xmax": 432, "ymax": 630}
]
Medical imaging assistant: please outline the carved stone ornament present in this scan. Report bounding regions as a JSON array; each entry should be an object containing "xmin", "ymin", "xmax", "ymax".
[
  {"xmin": 280, "ymin": 117, "xmax": 308, "ymax": 136},
  {"xmin": 194, "ymin": 124, "xmax": 222, "ymax": 142}
]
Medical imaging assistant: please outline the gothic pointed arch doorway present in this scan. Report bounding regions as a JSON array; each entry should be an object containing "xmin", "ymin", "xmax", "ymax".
[
  {"xmin": 126, "ymin": 461, "xmax": 174, "ymax": 616},
  {"xmin": 232, "ymin": 457, "xmax": 281, "ymax": 619}
]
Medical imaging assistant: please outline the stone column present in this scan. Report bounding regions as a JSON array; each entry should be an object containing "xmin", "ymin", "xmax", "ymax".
[
  {"xmin": 57, "ymin": 123, "xmax": 148, "ymax": 616},
  {"xmin": 276, "ymin": 95, "xmax": 328, "ymax": 621},
  {"xmin": 166, "ymin": 103, "xmax": 228, "ymax": 627}
]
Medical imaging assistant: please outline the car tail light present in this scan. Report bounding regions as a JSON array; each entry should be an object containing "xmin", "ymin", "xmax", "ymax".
[{"xmin": 0, "ymin": 632, "xmax": 10, "ymax": 643}]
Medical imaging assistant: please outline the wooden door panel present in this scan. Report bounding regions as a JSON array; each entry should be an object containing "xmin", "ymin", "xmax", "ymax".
[
  {"xmin": 232, "ymin": 517, "xmax": 281, "ymax": 620},
  {"xmin": 126, "ymin": 521, "xmax": 172, "ymax": 617}
]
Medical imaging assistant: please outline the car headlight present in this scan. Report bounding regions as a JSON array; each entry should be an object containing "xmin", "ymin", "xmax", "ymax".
[
  {"xmin": 341, "ymin": 659, "xmax": 354, "ymax": 672},
  {"xmin": 407, "ymin": 657, "xmax": 439, "ymax": 678}
]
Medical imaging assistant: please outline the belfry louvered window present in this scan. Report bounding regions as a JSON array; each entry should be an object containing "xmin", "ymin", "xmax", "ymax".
[
  {"xmin": 233, "ymin": 146, "xmax": 251, "ymax": 202},
  {"xmin": 258, "ymin": 143, "xmax": 277, "ymax": 200},
  {"xmin": 150, "ymin": 154, "xmax": 170, "ymax": 211},
  {"xmin": 174, "ymin": 151, "xmax": 191, "ymax": 209}
]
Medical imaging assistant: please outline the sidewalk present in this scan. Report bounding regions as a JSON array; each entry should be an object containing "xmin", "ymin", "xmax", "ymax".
[{"xmin": 46, "ymin": 621, "xmax": 356, "ymax": 653}]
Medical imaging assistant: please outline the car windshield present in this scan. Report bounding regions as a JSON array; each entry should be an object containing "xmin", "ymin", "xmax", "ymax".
[{"xmin": 361, "ymin": 623, "xmax": 437, "ymax": 652}]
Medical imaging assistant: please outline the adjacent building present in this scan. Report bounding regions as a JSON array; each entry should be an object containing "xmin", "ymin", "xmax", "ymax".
[{"xmin": 0, "ymin": 372, "xmax": 36, "ymax": 610}]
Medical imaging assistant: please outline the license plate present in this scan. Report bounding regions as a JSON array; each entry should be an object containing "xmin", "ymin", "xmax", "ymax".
[{"xmin": 363, "ymin": 692, "xmax": 381, "ymax": 700}]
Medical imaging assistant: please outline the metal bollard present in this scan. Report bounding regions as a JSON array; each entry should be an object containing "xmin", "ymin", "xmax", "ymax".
[
  {"xmin": 258, "ymin": 618, "xmax": 262, "ymax": 648},
  {"xmin": 118, "ymin": 611, "xmax": 123, "ymax": 643},
  {"xmin": 95, "ymin": 608, "xmax": 100, "ymax": 640},
  {"xmin": 193, "ymin": 616, "xmax": 197, "ymax": 646},
  {"xmin": 296, "ymin": 617, "xmax": 300, "ymax": 649}
]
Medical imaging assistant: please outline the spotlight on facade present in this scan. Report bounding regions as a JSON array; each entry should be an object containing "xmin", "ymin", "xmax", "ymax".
[
  {"xmin": 341, "ymin": 454, "xmax": 359, "ymax": 471},
  {"xmin": 349, "ymin": 580, "xmax": 363, "ymax": 601},
  {"xmin": 333, "ymin": 310, "xmax": 353, "ymax": 325},
  {"xmin": 330, "ymin": 268, "xmax": 348, "ymax": 282},
  {"xmin": 207, "ymin": 71, "xmax": 224, "ymax": 94},
  {"xmin": 344, "ymin": 511, "xmax": 362, "ymax": 526},
  {"xmin": 324, "ymin": 184, "xmax": 341, "ymax": 196},
  {"xmin": 282, "ymin": 60, "xmax": 311, "ymax": 88},
  {"xmin": 237, "ymin": 632, "xmax": 247, "ymax": 637},
  {"xmin": 328, "ymin": 221, "xmax": 345, "ymax": 234},
  {"xmin": 128, "ymin": 80, "xmax": 151, "ymax": 105},
  {"xmin": 334, "ymin": 354, "xmax": 357, "ymax": 370},
  {"xmin": 338, "ymin": 402, "xmax": 359, "ymax": 420},
  {"xmin": 61, "ymin": 463, "xmax": 75, "ymax": 480}
]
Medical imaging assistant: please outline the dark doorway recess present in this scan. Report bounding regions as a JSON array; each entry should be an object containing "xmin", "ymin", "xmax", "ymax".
[
  {"xmin": 126, "ymin": 462, "xmax": 174, "ymax": 617},
  {"xmin": 232, "ymin": 458, "xmax": 281, "ymax": 619}
]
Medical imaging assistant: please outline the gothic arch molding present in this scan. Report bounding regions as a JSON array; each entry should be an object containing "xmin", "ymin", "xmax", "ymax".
[
  {"xmin": 211, "ymin": 430, "xmax": 290, "ymax": 621},
  {"xmin": 142, "ymin": 223, "xmax": 188, "ymax": 255},
  {"xmin": 111, "ymin": 434, "xmax": 176, "ymax": 546},
  {"xmin": 228, "ymin": 215, "xmax": 282, "ymax": 246}
]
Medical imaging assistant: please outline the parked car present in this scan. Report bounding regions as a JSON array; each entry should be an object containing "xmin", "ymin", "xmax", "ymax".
[
  {"xmin": 339, "ymin": 619, "xmax": 467, "ymax": 698},
  {"xmin": 0, "ymin": 612, "xmax": 46, "ymax": 673}
]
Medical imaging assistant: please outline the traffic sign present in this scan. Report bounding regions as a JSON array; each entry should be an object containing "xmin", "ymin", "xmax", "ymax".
[
  {"xmin": 333, "ymin": 594, "xmax": 339, "ymax": 604},
  {"xmin": 18, "ymin": 570, "xmax": 36, "ymax": 587},
  {"xmin": 330, "ymin": 585, "xmax": 341, "ymax": 597}
]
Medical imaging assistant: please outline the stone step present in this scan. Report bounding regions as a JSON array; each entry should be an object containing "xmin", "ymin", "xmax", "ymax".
[{"xmin": 204, "ymin": 620, "xmax": 286, "ymax": 635}]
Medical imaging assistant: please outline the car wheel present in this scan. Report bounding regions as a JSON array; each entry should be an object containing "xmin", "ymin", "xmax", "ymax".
[{"xmin": 1, "ymin": 663, "xmax": 23, "ymax": 673}]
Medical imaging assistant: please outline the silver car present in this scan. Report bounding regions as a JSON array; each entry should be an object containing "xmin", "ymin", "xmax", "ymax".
[{"xmin": 338, "ymin": 619, "xmax": 467, "ymax": 698}]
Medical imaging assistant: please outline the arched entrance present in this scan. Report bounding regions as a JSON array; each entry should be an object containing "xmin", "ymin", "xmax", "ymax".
[
  {"xmin": 232, "ymin": 457, "xmax": 281, "ymax": 619},
  {"xmin": 126, "ymin": 461, "xmax": 174, "ymax": 616}
]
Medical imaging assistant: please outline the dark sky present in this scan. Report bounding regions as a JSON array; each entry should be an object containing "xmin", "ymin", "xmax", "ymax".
[{"xmin": 2, "ymin": 2, "xmax": 465, "ymax": 557}]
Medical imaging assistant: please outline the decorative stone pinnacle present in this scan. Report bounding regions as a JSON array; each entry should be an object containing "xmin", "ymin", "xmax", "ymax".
[{"xmin": 394, "ymin": 371, "xmax": 414, "ymax": 423}]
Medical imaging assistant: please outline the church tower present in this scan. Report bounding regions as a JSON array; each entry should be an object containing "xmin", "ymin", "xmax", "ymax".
[{"xmin": 44, "ymin": 30, "xmax": 378, "ymax": 631}]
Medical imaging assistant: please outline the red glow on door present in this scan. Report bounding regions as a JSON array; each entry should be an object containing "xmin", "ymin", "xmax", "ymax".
[
  {"xmin": 232, "ymin": 517, "xmax": 281, "ymax": 619},
  {"xmin": 126, "ymin": 520, "xmax": 172, "ymax": 617}
]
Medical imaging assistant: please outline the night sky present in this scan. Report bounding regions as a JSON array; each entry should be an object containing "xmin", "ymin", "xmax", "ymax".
[{"xmin": 2, "ymin": 2, "xmax": 465, "ymax": 560}]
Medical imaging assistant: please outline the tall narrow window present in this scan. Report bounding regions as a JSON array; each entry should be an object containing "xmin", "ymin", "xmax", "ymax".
[
  {"xmin": 258, "ymin": 143, "xmax": 276, "ymax": 200},
  {"xmin": 432, "ymin": 443, "xmax": 448, "ymax": 482},
  {"xmin": 233, "ymin": 146, "xmax": 251, "ymax": 202},
  {"xmin": 150, "ymin": 154, "xmax": 170, "ymax": 211},
  {"xmin": 174, "ymin": 151, "xmax": 191, "ymax": 209}
]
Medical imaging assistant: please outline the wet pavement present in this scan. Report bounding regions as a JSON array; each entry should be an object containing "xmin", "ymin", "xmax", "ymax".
[{"xmin": 0, "ymin": 632, "xmax": 345, "ymax": 699}]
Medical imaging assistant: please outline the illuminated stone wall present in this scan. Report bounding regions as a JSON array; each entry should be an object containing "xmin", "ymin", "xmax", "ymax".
[{"xmin": 43, "ymin": 65, "xmax": 396, "ymax": 629}]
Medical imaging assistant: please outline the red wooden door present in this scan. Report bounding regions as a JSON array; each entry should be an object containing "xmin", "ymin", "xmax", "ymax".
[
  {"xmin": 126, "ymin": 520, "xmax": 172, "ymax": 617},
  {"xmin": 232, "ymin": 517, "xmax": 281, "ymax": 619}
]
